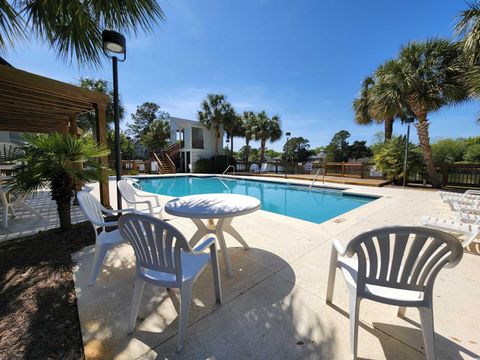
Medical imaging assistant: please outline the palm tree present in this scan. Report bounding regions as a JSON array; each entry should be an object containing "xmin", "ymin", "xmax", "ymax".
[
  {"xmin": 353, "ymin": 61, "xmax": 409, "ymax": 142},
  {"xmin": 241, "ymin": 111, "xmax": 256, "ymax": 166},
  {"xmin": 455, "ymin": 2, "xmax": 480, "ymax": 103},
  {"xmin": 7, "ymin": 133, "xmax": 110, "ymax": 231},
  {"xmin": 251, "ymin": 111, "xmax": 282, "ymax": 162},
  {"xmin": 198, "ymin": 94, "xmax": 233, "ymax": 163},
  {"xmin": 0, "ymin": 1, "xmax": 165, "ymax": 66},
  {"xmin": 222, "ymin": 109, "xmax": 242, "ymax": 158},
  {"xmin": 380, "ymin": 39, "xmax": 468, "ymax": 187}
]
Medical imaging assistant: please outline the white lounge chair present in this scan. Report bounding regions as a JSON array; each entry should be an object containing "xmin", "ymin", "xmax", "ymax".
[
  {"xmin": 118, "ymin": 179, "xmax": 163, "ymax": 218},
  {"xmin": 326, "ymin": 226, "xmax": 463, "ymax": 360},
  {"xmin": 249, "ymin": 163, "xmax": 259, "ymax": 173},
  {"xmin": 258, "ymin": 163, "xmax": 268, "ymax": 173},
  {"xmin": 118, "ymin": 213, "xmax": 222, "ymax": 353},
  {"xmin": 304, "ymin": 162, "xmax": 313, "ymax": 173},
  {"xmin": 439, "ymin": 189, "xmax": 480, "ymax": 202},
  {"xmin": 420, "ymin": 215, "xmax": 480, "ymax": 248},
  {"xmin": 77, "ymin": 191, "xmax": 136, "ymax": 285}
]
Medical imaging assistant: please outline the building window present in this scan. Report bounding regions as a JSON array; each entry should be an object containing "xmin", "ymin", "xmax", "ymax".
[{"xmin": 192, "ymin": 127, "xmax": 204, "ymax": 149}]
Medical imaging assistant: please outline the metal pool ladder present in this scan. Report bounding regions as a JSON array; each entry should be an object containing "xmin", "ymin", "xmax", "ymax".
[
  {"xmin": 309, "ymin": 168, "xmax": 325, "ymax": 189},
  {"xmin": 222, "ymin": 165, "xmax": 236, "ymax": 176}
]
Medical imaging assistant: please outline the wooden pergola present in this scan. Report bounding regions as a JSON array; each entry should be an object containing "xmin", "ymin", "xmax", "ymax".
[{"xmin": 0, "ymin": 64, "xmax": 111, "ymax": 207}]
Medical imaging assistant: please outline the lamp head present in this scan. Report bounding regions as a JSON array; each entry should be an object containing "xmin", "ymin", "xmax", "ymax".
[
  {"xmin": 286, "ymin": 132, "xmax": 291, "ymax": 138},
  {"xmin": 404, "ymin": 117, "xmax": 415, "ymax": 124},
  {"xmin": 102, "ymin": 30, "xmax": 126, "ymax": 61}
]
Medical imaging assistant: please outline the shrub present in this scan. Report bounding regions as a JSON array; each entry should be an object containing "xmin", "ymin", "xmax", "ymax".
[
  {"xmin": 211, "ymin": 155, "xmax": 237, "ymax": 173},
  {"xmin": 373, "ymin": 136, "xmax": 424, "ymax": 184},
  {"xmin": 464, "ymin": 144, "xmax": 480, "ymax": 163},
  {"xmin": 193, "ymin": 159, "xmax": 215, "ymax": 173}
]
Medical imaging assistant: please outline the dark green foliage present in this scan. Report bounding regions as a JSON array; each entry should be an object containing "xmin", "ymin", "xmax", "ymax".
[
  {"xmin": 106, "ymin": 130, "xmax": 135, "ymax": 160},
  {"xmin": 283, "ymin": 137, "xmax": 314, "ymax": 162},
  {"xmin": 129, "ymin": 102, "xmax": 169, "ymax": 141},
  {"xmin": 348, "ymin": 140, "xmax": 372, "ymax": 160},
  {"xmin": 193, "ymin": 159, "xmax": 215, "ymax": 173},
  {"xmin": 325, "ymin": 130, "xmax": 351, "ymax": 162},
  {"xmin": 211, "ymin": 155, "xmax": 237, "ymax": 173}
]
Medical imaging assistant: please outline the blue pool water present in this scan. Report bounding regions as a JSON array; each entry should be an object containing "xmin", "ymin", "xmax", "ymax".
[{"xmin": 137, "ymin": 176, "xmax": 376, "ymax": 224}]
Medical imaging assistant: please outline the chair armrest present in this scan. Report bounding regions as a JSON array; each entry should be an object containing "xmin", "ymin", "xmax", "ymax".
[
  {"xmin": 192, "ymin": 237, "xmax": 216, "ymax": 254},
  {"xmin": 332, "ymin": 238, "xmax": 347, "ymax": 257},
  {"xmin": 134, "ymin": 192, "xmax": 160, "ymax": 207},
  {"xmin": 101, "ymin": 207, "xmax": 138, "ymax": 215}
]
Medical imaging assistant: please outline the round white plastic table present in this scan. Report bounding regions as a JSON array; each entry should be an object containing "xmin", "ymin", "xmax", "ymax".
[{"xmin": 164, "ymin": 193, "xmax": 261, "ymax": 276}]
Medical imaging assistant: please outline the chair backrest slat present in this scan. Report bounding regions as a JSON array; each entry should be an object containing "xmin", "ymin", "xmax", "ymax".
[
  {"xmin": 119, "ymin": 213, "xmax": 191, "ymax": 284},
  {"xmin": 346, "ymin": 226, "xmax": 463, "ymax": 293},
  {"xmin": 77, "ymin": 191, "xmax": 106, "ymax": 229},
  {"xmin": 118, "ymin": 180, "xmax": 139, "ymax": 206}
]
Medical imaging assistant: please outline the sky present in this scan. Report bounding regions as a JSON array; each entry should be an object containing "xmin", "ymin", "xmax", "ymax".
[{"xmin": 2, "ymin": 0, "xmax": 480, "ymax": 151}]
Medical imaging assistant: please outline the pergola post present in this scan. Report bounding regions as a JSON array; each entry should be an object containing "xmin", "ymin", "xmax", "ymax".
[
  {"xmin": 68, "ymin": 114, "xmax": 78, "ymax": 136},
  {"xmin": 95, "ymin": 104, "xmax": 111, "ymax": 208}
]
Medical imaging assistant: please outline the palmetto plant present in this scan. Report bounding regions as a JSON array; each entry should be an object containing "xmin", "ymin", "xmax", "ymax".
[
  {"xmin": 198, "ymin": 94, "xmax": 234, "ymax": 162},
  {"xmin": 0, "ymin": 0, "xmax": 165, "ymax": 66},
  {"xmin": 377, "ymin": 39, "xmax": 468, "ymax": 187},
  {"xmin": 7, "ymin": 133, "xmax": 110, "ymax": 231},
  {"xmin": 251, "ymin": 111, "xmax": 282, "ymax": 162}
]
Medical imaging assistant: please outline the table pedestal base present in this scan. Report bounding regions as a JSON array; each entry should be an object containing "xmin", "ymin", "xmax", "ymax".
[{"xmin": 189, "ymin": 218, "xmax": 249, "ymax": 277}]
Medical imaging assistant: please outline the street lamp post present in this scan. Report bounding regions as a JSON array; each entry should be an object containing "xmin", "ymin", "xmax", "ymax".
[
  {"xmin": 226, "ymin": 136, "xmax": 230, "ymax": 170},
  {"xmin": 284, "ymin": 132, "xmax": 291, "ymax": 179},
  {"xmin": 403, "ymin": 117, "xmax": 415, "ymax": 187},
  {"xmin": 102, "ymin": 30, "xmax": 126, "ymax": 210}
]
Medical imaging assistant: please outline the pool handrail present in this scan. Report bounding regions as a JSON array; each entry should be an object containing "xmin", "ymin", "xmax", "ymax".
[
  {"xmin": 309, "ymin": 168, "xmax": 325, "ymax": 189},
  {"xmin": 222, "ymin": 165, "xmax": 236, "ymax": 176}
]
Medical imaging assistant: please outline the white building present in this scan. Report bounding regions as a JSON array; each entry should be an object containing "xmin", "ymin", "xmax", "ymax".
[{"xmin": 168, "ymin": 117, "xmax": 224, "ymax": 172}]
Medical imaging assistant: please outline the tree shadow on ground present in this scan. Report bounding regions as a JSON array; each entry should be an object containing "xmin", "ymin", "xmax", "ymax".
[
  {"xmin": 328, "ymin": 303, "xmax": 479, "ymax": 360},
  {"xmin": 79, "ymin": 247, "xmax": 338, "ymax": 360}
]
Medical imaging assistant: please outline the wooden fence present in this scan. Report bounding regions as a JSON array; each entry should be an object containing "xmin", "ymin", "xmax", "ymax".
[{"xmin": 237, "ymin": 161, "xmax": 480, "ymax": 188}]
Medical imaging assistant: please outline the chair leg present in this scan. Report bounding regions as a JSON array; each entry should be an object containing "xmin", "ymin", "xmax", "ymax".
[
  {"xmin": 326, "ymin": 245, "xmax": 338, "ymax": 304},
  {"xmin": 349, "ymin": 290, "xmax": 361, "ymax": 360},
  {"xmin": 177, "ymin": 281, "xmax": 194, "ymax": 353},
  {"xmin": 210, "ymin": 244, "xmax": 222, "ymax": 303},
  {"xmin": 419, "ymin": 307, "xmax": 436, "ymax": 360},
  {"xmin": 128, "ymin": 277, "xmax": 146, "ymax": 334},
  {"xmin": 89, "ymin": 243, "xmax": 109, "ymax": 285},
  {"xmin": 397, "ymin": 306, "xmax": 407, "ymax": 317}
]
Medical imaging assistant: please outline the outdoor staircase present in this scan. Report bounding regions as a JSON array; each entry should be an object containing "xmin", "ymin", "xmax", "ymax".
[{"xmin": 154, "ymin": 141, "xmax": 181, "ymax": 174}]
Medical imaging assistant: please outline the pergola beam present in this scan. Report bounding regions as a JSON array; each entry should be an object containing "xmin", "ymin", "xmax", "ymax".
[{"xmin": 0, "ymin": 64, "xmax": 111, "ymax": 207}]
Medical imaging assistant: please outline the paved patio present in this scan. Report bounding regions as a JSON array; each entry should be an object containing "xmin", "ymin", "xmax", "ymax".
[{"xmin": 5, "ymin": 176, "xmax": 479, "ymax": 359}]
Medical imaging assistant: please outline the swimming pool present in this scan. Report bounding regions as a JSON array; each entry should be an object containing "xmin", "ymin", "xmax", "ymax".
[{"xmin": 136, "ymin": 176, "xmax": 377, "ymax": 224}]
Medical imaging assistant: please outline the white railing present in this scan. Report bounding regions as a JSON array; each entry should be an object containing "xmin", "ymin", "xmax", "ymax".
[
  {"xmin": 221, "ymin": 165, "xmax": 236, "ymax": 176},
  {"xmin": 309, "ymin": 168, "xmax": 325, "ymax": 189}
]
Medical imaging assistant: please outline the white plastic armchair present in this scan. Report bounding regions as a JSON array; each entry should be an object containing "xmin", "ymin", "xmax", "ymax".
[
  {"xmin": 118, "ymin": 180, "xmax": 163, "ymax": 218},
  {"xmin": 77, "ymin": 191, "xmax": 137, "ymax": 285},
  {"xmin": 326, "ymin": 226, "xmax": 463, "ymax": 360},
  {"xmin": 118, "ymin": 213, "xmax": 222, "ymax": 353}
]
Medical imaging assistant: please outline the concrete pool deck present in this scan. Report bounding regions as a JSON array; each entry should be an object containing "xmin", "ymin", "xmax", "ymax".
[{"xmin": 71, "ymin": 175, "xmax": 479, "ymax": 359}]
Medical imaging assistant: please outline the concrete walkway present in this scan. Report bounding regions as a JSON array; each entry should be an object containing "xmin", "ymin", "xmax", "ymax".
[{"xmin": 72, "ymin": 177, "xmax": 479, "ymax": 360}]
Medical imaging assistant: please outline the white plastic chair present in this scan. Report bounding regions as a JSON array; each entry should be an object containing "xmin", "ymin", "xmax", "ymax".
[
  {"xmin": 118, "ymin": 180, "xmax": 163, "ymax": 218},
  {"xmin": 326, "ymin": 226, "xmax": 463, "ymax": 360},
  {"xmin": 258, "ymin": 163, "xmax": 268, "ymax": 173},
  {"xmin": 77, "ymin": 191, "xmax": 136, "ymax": 285},
  {"xmin": 118, "ymin": 213, "xmax": 222, "ymax": 353},
  {"xmin": 249, "ymin": 163, "xmax": 259, "ymax": 173}
]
